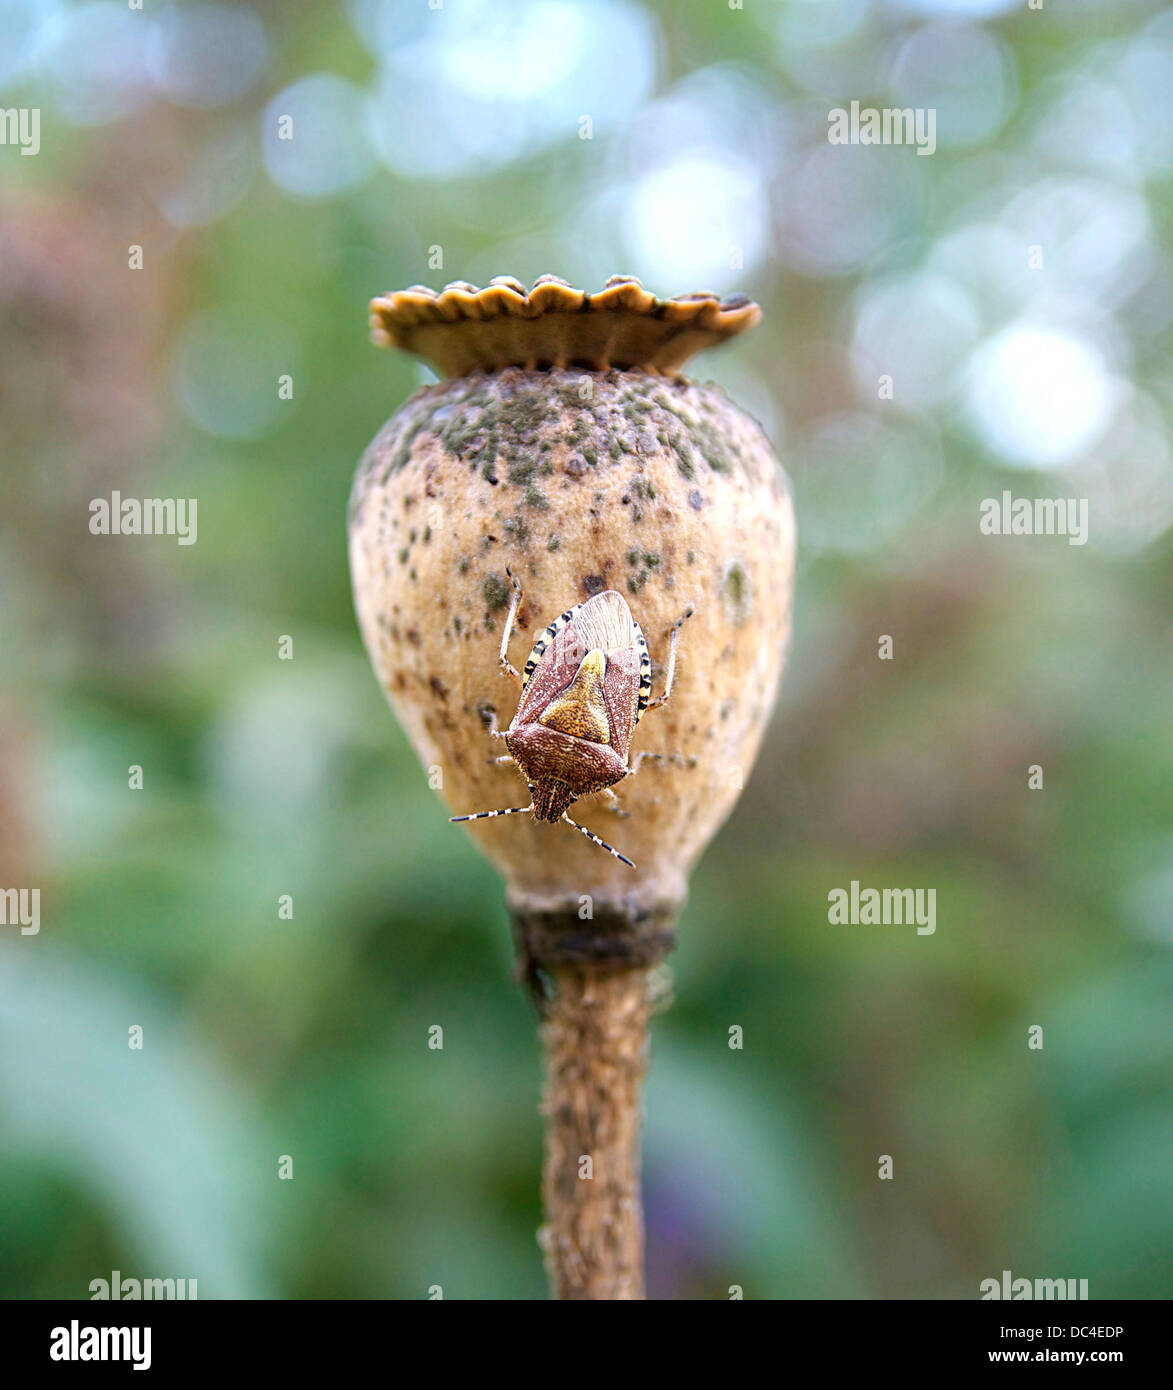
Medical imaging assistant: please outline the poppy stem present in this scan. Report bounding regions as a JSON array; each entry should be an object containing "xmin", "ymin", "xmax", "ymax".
[{"xmin": 537, "ymin": 965, "xmax": 652, "ymax": 1299}]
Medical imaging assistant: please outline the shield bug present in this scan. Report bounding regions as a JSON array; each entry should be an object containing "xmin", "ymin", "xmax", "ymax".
[{"xmin": 451, "ymin": 570, "xmax": 692, "ymax": 867}]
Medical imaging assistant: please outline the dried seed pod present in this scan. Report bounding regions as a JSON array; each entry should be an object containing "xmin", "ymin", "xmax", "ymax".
[
  {"xmin": 349, "ymin": 276, "xmax": 795, "ymax": 974},
  {"xmin": 350, "ymin": 275, "xmax": 795, "ymax": 1299}
]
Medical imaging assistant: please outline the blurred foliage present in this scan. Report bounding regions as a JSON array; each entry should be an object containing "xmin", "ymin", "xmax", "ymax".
[{"xmin": 1, "ymin": 0, "xmax": 1171, "ymax": 1299}]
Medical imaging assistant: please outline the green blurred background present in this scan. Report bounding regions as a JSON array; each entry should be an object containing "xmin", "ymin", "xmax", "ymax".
[{"xmin": 2, "ymin": 0, "xmax": 1171, "ymax": 1300}]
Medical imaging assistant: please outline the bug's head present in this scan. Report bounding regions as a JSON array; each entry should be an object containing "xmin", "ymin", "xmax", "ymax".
[{"xmin": 531, "ymin": 779, "xmax": 577, "ymax": 823}]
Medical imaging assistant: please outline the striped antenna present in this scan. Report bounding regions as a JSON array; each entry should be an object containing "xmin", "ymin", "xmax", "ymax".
[
  {"xmin": 562, "ymin": 814, "xmax": 636, "ymax": 869},
  {"xmin": 450, "ymin": 805, "xmax": 533, "ymax": 823}
]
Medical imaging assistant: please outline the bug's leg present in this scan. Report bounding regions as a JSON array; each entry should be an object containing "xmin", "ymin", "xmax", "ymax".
[
  {"xmin": 497, "ymin": 566, "xmax": 524, "ymax": 685},
  {"xmin": 451, "ymin": 803, "xmax": 533, "ymax": 824},
  {"xmin": 600, "ymin": 786, "xmax": 629, "ymax": 817},
  {"xmin": 562, "ymin": 814, "xmax": 635, "ymax": 868},
  {"xmin": 646, "ymin": 605, "xmax": 694, "ymax": 713}
]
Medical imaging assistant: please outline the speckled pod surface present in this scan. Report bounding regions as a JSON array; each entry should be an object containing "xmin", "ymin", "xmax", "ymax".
[{"xmin": 349, "ymin": 278, "xmax": 795, "ymax": 944}]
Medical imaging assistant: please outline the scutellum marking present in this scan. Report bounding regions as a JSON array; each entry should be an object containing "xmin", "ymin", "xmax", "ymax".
[{"xmin": 451, "ymin": 569, "xmax": 692, "ymax": 867}]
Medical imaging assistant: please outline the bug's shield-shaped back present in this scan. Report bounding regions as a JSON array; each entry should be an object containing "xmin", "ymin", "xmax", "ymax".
[{"xmin": 516, "ymin": 591, "xmax": 642, "ymax": 760}]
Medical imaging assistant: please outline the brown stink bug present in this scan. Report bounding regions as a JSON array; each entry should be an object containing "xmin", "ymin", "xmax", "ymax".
[{"xmin": 451, "ymin": 569, "xmax": 692, "ymax": 867}]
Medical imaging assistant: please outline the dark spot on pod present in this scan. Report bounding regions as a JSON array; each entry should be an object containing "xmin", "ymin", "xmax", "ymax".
[
  {"xmin": 688, "ymin": 488, "xmax": 705, "ymax": 510},
  {"xmin": 583, "ymin": 575, "xmax": 606, "ymax": 596},
  {"xmin": 722, "ymin": 559, "xmax": 753, "ymax": 625},
  {"xmin": 483, "ymin": 573, "xmax": 512, "ymax": 612}
]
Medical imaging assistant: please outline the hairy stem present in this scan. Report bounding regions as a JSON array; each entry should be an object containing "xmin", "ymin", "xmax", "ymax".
[{"xmin": 538, "ymin": 965, "xmax": 652, "ymax": 1300}]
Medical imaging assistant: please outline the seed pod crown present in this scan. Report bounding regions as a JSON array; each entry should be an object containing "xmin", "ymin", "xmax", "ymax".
[{"xmin": 369, "ymin": 273, "xmax": 761, "ymax": 377}]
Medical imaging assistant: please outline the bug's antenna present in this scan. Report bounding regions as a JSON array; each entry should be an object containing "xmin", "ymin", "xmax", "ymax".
[
  {"xmin": 450, "ymin": 805, "xmax": 533, "ymax": 822},
  {"xmin": 562, "ymin": 814, "xmax": 636, "ymax": 868}
]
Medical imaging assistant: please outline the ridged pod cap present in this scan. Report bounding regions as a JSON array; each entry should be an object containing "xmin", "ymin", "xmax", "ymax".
[{"xmin": 369, "ymin": 273, "xmax": 761, "ymax": 376}]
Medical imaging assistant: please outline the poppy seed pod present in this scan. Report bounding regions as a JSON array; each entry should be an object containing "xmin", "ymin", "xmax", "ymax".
[
  {"xmin": 348, "ymin": 274, "xmax": 795, "ymax": 1299},
  {"xmin": 349, "ymin": 275, "xmax": 794, "ymax": 971}
]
